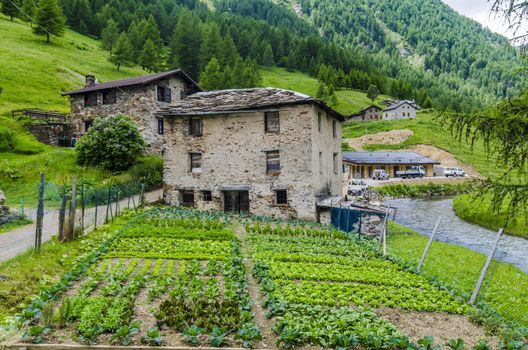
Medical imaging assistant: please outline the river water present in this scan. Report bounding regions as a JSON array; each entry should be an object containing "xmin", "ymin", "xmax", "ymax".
[{"xmin": 385, "ymin": 197, "xmax": 528, "ymax": 273}]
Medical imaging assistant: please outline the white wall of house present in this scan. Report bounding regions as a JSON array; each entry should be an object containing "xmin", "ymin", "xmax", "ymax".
[{"xmin": 382, "ymin": 103, "xmax": 417, "ymax": 120}]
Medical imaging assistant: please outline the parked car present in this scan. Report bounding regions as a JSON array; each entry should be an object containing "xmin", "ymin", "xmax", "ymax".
[
  {"xmin": 396, "ymin": 166, "xmax": 425, "ymax": 179},
  {"xmin": 444, "ymin": 167, "xmax": 466, "ymax": 177},
  {"xmin": 348, "ymin": 178, "xmax": 369, "ymax": 196},
  {"xmin": 372, "ymin": 169, "xmax": 389, "ymax": 180}
]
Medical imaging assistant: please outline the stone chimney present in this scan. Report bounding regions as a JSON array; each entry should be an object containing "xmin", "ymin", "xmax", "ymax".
[{"xmin": 85, "ymin": 75, "xmax": 97, "ymax": 87}]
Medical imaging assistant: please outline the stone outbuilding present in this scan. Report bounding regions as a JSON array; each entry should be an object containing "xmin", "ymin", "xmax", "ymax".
[
  {"xmin": 382, "ymin": 100, "xmax": 420, "ymax": 120},
  {"xmin": 62, "ymin": 70, "xmax": 201, "ymax": 154},
  {"xmin": 348, "ymin": 105, "xmax": 383, "ymax": 121},
  {"xmin": 157, "ymin": 88, "xmax": 345, "ymax": 221},
  {"xmin": 343, "ymin": 151, "xmax": 440, "ymax": 178}
]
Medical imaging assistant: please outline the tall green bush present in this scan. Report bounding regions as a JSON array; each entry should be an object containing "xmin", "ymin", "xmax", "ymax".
[
  {"xmin": 75, "ymin": 115, "xmax": 145, "ymax": 171},
  {"xmin": 0, "ymin": 127, "xmax": 15, "ymax": 152}
]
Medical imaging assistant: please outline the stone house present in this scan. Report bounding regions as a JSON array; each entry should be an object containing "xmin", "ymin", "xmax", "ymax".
[
  {"xmin": 347, "ymin": 105, "xmax": 383, "ymax": 121},
  {"xmin": 157, "ymin": 88, "xmax": 345, "ymax": 221},
  {"xmin": 343, "ymin": 151, "xmax": 439, "ymax": 178},
  {"xmin": 62, "ymin": 70, "xmax": 201, "ymax": 154},
  {"xmin": 382, "ymin": 100, "xmax": 420, "ymax": 120}
]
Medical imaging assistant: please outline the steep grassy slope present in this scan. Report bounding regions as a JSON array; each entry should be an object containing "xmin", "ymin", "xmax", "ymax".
[
  {"xmin": 261, "ymin": 67, "xmax": 390, "ymax": 115},
  {"xmin": 0, "ymin": 15, "xmax": 146, "ymax": 114}
]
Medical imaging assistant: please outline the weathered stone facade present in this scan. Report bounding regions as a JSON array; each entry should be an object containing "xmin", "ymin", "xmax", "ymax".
[
  {"xmin": 65, "ymin": 71, "xmax": 200, "ymax": 155},
  {"xmin": 27, "ymin": 124, "xmax": 71, "ymax": 147},
  {"xmin": 348, "ymin": 105, "xmax": 383, "ymax": 121},
  {"xmin": 162, "ymin": 104, "xmax": 343, "ymax": 221}
]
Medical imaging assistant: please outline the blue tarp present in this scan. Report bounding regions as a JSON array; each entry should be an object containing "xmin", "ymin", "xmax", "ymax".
[{"xmin": 331, "ymin": 207, "xmax": 362, "ymax": 232}]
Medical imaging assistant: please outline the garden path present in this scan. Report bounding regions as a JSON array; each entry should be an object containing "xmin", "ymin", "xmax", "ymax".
[{"xmin": 0, "ymin": 189, "xmax": 162, "ymax": 263}]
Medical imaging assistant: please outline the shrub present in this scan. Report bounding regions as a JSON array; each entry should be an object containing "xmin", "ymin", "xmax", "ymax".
[
  {"xmin": 0, "ymin": 127, "xmax": 15, "ymax": 152},
  {"xmin": 75, "ymin": 115, "xmax": 145, "ymax": 171}
]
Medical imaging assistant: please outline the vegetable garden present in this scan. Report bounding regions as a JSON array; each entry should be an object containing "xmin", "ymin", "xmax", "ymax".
[{"xmin": 7, "ymin": 208, "xmax": 527, "ymax": 349}]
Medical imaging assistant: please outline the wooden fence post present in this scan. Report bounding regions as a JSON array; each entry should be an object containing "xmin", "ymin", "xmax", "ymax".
[
  {"xmin": 469, "ymin": 228, "xmax": 504, "ymax": 305},
  {"xmin": 105, "ymin": 188, "xmax": 111, "ymax": 223},
  {"xmin": 378, "ymin": 208, "xmax": 389, "ymax": 253},
  {"xmin": 66, "ymin": 176, "xmax": 77, "ymax": 241},
  {"xmin": 58, "ymin": 188, "xmax": 67, "ymax": 242},
  {"xmin": 80, "ymin": 183, "xmax": 85, "ymax": 235},
  {"xmin": 35, "ymin": 173, "xmax": 45, "ymax": 250},
  {"xmin": 94, "ymin": 191, "xmax": 98, "ymax": 229},
  {"xmin": 417, "ymin": 216, "xmax": 442, "ymax": 272}
]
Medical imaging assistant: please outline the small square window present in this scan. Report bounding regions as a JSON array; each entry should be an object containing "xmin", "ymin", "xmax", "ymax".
[
  {"xmin": 265, "ymin": 111, "xmax": 280, "ymax": 133},
  {"xmin": 181, "ymin": 190, "xmax": 194, "ymax": 206},
  {"xmin": 84, "ymin": 93, "xmax": 98, "ymax": 107},
  {"xmin": 190, "ymin": 152, "xmax": 202, "ymax": 173},
  {"xmin": 203, "ymin": 190, "xmax": 212, "ymax": 202},
  {"xmin": 102, "ymin": 90, "xmax": 116, "ymax": 104},
  {"xmin": 157, "ymin": 86, "xmax": 171, "ymax": 102},
  {"xmin": 266, "ymin": 150, "xmax": 280, "ymax": 173},
  {"xmin": 157, "ymin": 118, "xmax": 164, "ymax": 135},
  {"xmin": 275, "ymin": 189, "xmax": 287, "ymax": 205},
  {"xmin": 189, "ymin": 117, "xmax": 203, "ymax": 136}
]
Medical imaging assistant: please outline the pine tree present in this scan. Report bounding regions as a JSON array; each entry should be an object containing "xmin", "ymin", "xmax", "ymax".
[
  {"xmin": 101, "ymin": 18, "xmax": 119, "ymax": 51},
  {"xmin": 169, "ymin": 11, "xmax": 203, "ymax": 79},
  {"xmin": 366, "ymin": 84, "xmax": 380, "ymax": 104},
  {"xmin": 262, "ymin": 44, "xmax": 274, "ymax": 67},
  {"xmin": 200, "ymin": 23, "xmax": 222, "ymax": 70},
  {"xmin": 2, "ymin": 0, "xmax": 19, "ymax": 20},
  {"xmin": 219, "ymin": 34, "xmax": 238, "ymax": 67},
  {"xmin": 200, "ymin": 57, "xmax": 224, "ymax": 90},
  {"xmin": 143, "ymin": 15, "xmax": 162, "ymax": 48},
  {"xmin": 316, "ymin": 81, "xmax": 327, "ymax": 100},
  {"xmin": 327, "ymin": 84, "xmax": 337, "ymax": 106},
  {"xmin": 21, "ymin": 0, "xmax": 36, "ymax": 23},
  {"xmin": 110, "ymin": 32, "xmax": 133, "ymax": 70},
  {"xmin": 139, "ymin": 39, "xmax": 160, "ymax": 73},
  {"xmin": 422, "ymin": 96, "xmax": 433, "ymax": 109},
  {"xmin": 33, "ymin": 0, "xmax": 66, "ymax": 43}
]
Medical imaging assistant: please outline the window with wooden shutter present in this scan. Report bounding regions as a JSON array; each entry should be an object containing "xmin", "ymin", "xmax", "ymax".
[
  {"xmin": 265, "ymin": 111, "xmax": 280, "ymax": 133},
  {"xmin": 181, "ymin": 190, "xmax": 194, "ymax": 206},
  {"xmin": 190, "ymin": 152, "xmax": 202, "ymax": 173},
  {"xmin": 84, "ymin": 93, "xmax": 98, "ymax": 107},
  {"xmin": 157, "ymin": 86, "xmax": 171, "ymax": 102},
  {"xmin": 266, "ymin": 150, "xmax": 280, "ymax": 173},
  {"xmin": 102, "ymin": 90, "xmax": 116, "ymax": 104},
  {"xmin": 189, "ymin": 117, "xmax": 203, "ymax": 136}
]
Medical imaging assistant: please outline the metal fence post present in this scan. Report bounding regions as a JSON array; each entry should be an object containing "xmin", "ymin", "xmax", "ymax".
[
  {"xmin": 35, "ymin": 173, "xmax": 45, "ymax": 250},
  {"xmin": 80, "ymin": 183, "xmax": 85, "ymax": 234},
  {"xmin": 378, "ymin": 208, "xmax": 389, "ymax": 253},
  {"xmin": 94, "ymin": 191, "xmax": 98, "ymax": 229},
  {"xmin": 417, "ymin": 216, "xmax": 442, "ymax": 272},
  {"xmin": 19, "ymin": 196, "xmax": 25, "ymax": 217},
  {"xmin": 105, "ymin": 188, "xmax": 111, "ymax": 223},
  {"xmin": 469, "ymin": 228, "xmax": 504, "ymax": 305}
]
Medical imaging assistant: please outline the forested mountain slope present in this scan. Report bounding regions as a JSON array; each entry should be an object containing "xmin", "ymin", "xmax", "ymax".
[{"xmin": 278, "ymin": 0, "xmax": 524, "ymax": 111}]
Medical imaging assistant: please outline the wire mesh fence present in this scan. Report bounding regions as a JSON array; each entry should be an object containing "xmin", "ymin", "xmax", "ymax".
[
  {"xmin": 386, "ymin": 219, "xmax": 528, "ymax": 328},
  {"xmin": 0, "ymin": 178, "xmax": 162, "ymax": 262}
]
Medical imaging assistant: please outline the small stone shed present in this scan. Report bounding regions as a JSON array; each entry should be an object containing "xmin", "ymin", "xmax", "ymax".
[
  {"xmin": 158, "ymin": 88, "xmax": 345, "ymax": 221},
  {"xmin": 343, "ymin": 151, "xmax": 440, "ymax": 178}
]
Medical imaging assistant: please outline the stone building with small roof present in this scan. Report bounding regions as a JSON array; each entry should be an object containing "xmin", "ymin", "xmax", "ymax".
[
  {"xmin": 62, "ymin": 70, "xmax": 201, "ymax": 154},
  {"xmin": 343, "ymin": 151, "xmax": 440, "ymax": 178},
  {"xmin": 157, "ymin": 88, "xmax": 345, "ymax": 221},
  {"xmin": 347, "ymin": 105, "xmax": 383, "ymax": 121},
  {"xmin": 382, "ymin": 100, "xmax": 420, "ymax": 120}
]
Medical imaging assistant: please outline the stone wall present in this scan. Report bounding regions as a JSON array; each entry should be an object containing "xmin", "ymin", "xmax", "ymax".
[
  {"xmin": 69, "ymin": 76, "xmax": 194, "ymax": 155},
  {"xmin": 163, "ymin": 104, "xmax": 343, "ymax": 221},
  {"xmin": 27, "ymin": 124, "xmax": 71, "ymax": 146}
]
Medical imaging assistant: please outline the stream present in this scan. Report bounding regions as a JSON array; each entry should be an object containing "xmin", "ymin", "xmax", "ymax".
[{"xmin": 384, "ymin": 197, "xmax": 528, "ymax": 274}]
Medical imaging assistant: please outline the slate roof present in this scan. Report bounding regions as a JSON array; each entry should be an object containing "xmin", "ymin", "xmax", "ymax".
[
  {"xmin": 342, "ymin": 152, "xmax": 439, "ymax": 165},
  {"xmin": 384, "ymin": 100, "xmax": 420, "ymax": 112},
  {"xmin": 348, "ymin": 105, "xmax": 383, "ymax": 118},
  {"xmin": 156, "ymin": 88, "xmax": 345, "ymax": 121},
  {"xmin": 62, "ymin": 70, "xmax": 201, "ymax": 96}
]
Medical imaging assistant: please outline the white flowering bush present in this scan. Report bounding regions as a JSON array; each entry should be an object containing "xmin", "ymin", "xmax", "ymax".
[{"xmin": 76, "ymin": 115, "xmax": 145, "ymax": 171}]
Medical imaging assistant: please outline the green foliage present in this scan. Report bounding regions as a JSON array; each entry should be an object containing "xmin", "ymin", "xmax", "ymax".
[
  {"xmin": 367, "ymin": 84, "xmax": 380, "ymax": 103},
  {"xmin": 75, "ymin": 115, "xmax": 145, "ymax": 171},
  {"xmin": 1, "ymin": 0, "xmax": 19, "ymax": 20},
  {"xmin": 376, "ymin": 183, "xmax": 473, "ymax": 198},
  {"xmin": 0, "ymin": 127, "xmax": 15, "ymax": 152},
  {"xmin": 200, "ymin": 56, "xmax": 262, "ymax": 90},
  {"xmin": 21, "ymin": 0, "xmax": 36, "ymax": 21},
  {"xmin": 141, "ymin": 327, "xmax": 162, "ymax": 346},
  {"xmin": 33, "ymin": 0, "xmax": 66, "ymax": 43},
  {"xmin": 110, "ymin": 32, "xmax": 133, "ymax": 70},
  {"xmin": 111, "ymin": 321, "xmax": 141, "ymax": 346},
  {"xmin": 182, "ymin": 325, "xmax": 203, "ymax": 345},
  {"xmin": 101, "ymin": 19, "xmax": 119, "ymax": 51},
  {"xmin": 139, "ymin": 39, "xmax": 161, "ymax": 73}
]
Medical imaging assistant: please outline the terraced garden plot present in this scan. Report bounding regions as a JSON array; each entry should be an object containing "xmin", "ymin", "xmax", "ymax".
[
  {"xmin": 246, "ymin": 224, "xmax": 472, "ymax": 349},
  {"xmin": 17, "ymin": 209, "xmax": 261, "ymax": 348}
]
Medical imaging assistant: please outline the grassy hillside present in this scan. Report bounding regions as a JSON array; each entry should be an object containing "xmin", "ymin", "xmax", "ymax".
[
  {"xmin": 0, "ymin": 15, "xmax": 146, "ymax": 114},
  {"xmin": 261, "ymin": 67, "xmax": 390, "ymax": 115}
]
